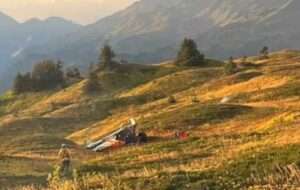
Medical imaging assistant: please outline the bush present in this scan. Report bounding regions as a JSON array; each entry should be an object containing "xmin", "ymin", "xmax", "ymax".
[
  {"xmin": 191, "ymin": 96, "xmax": 200, "ymax": 103},
  {"xmin": 85, "ymin": 71, "xmax": 101, "ymax": 93},
  {"xmin": 224, "ymin": 57, "xmax": 238, "ymax": 75},
  {"xmin": 168, "ymin": 95, "xmax": 176, "ymax": 104},
  {"xmin": 66, "ymin": 67, "xmax": 82, "ymax": 79}
]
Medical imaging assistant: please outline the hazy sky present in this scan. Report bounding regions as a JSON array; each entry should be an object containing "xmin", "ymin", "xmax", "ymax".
[{"xmin": 0, "ymin": 0, "xmax": 138, "ymax": 24}]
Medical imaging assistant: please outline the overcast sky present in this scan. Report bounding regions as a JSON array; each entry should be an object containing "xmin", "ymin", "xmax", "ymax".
[{"xmin": 0, "ymin": 0, "xmax": 138, "ymax": 24}]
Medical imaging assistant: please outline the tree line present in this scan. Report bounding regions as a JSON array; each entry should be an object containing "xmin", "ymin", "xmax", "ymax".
[
  {"xmin": 13, "ymin": 38, "xmax": 270, "ymax": 93},
  {"xmin": 13, "ymin": 60, "xmax": 86, "ymax": 94},
  {"xmin": 13, "ymin": 43, "xmax": 116, "ymax": 94}
]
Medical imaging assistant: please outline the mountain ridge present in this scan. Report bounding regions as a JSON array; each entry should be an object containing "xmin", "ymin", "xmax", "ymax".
[
  {"xmin": 15, "ymin": 0, "xmax": 298, "ymax": 66},
  {"xmin": 2, "ymin": 0, "xmax": 300, "ymax": 93},
  {"xmin": 0, "ymin": 11, "xmax": 82, "ymax": 93}
]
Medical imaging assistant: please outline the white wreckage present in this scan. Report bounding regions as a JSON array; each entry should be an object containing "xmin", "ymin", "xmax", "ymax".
[{"xmin": 86, "ymin": 119, "xmax": 147, "ymax": 152}]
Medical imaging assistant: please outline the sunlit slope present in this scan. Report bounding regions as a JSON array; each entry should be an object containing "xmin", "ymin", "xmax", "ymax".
[
  {"xmin": 3, "ymin": 50, "xmax": 300, "ymax": 188},
  {"xmin": 0, "ymin": 63, "xmax": 178, "ymax": 187},
  {"xmin": 66, "ymin": 50, "xmax": 300, "ymax": 189},
  {"xmin": 70, "ymin": 50, "xmax": 300, "ymax": 143}
]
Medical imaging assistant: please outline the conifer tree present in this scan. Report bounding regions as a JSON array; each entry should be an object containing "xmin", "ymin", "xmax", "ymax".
[
  {"xmin": 260, "ymin": 46, "xmax": 269, "ymax": 59},
  {"xmin": 175, "ymin": 38, "xmax": 205, "ymax": 66},
  {"xmin": 99, "ymin": 44, "xmax": 115, "ymax": 69}
]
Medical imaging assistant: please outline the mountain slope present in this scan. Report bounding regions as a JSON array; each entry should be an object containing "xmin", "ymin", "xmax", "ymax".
[
  {"xmin": 0, "ymin": 13, "xmax": 81, "ymax": 93},
  {"xmin": 0, "ymin": 12, "xmax": 19, "ymax": 67},
  {"xmin": 17, "ymin": 0, "xmax": 295, "ymax": 66},
  {"xmin": 2, "ymin": 50, "xmax": 300, "ymax": 189},
  {"xmin": 196, "ymin": 0, "xmax": 300, "ymax": 59},
  {"xmin": 0, "ymin": 12, "xmax": 80, "ymax": 63},
  {"xmin": 16, "ymin": 0, "xmax": 217, "ymax": 66},
  {"xmin": 2, "ymin": 0, "xmax": 300, "ymax": 92},
  {"xmin": 0, "ymin": 12, "xmax": 18, "ymax": 27},
  {"xmin": 0, "ymin": 0, "xmax": 217, "ymax": 93}
]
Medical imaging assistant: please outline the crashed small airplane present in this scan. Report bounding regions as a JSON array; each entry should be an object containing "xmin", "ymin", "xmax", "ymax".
[{"xmin": 86, "ymin": 119, "xmax": 144, "ymax": 152}]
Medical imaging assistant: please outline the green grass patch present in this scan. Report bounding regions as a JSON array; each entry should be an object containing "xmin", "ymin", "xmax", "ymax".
[
  {"xmin": 214, "ymin": 144, "xmax": 300, "ymax": 189},
  {"xmin": 0, "ymin": 91, "xmax": 52, "ymax": 117},
  {"xmin": 139, "ymin": 104, "xmax": 252, "ymax": 130}
]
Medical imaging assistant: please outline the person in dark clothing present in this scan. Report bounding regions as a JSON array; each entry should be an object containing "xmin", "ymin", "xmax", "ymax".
[{"xmin": 137, "ymin": 132, "xmax": 148, "ymax": 144}]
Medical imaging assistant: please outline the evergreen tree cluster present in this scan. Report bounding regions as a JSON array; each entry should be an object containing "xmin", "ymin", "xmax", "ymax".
[
  {"xmin": 13, "ymin": 73, "xmax": 33, "ymax": 94},
  {"xmin": 13, "ymin": 60, "xmax": 81, "ymax": 94},
  {"xmin": 31, "ymin": 60, "xmax": 65, "ymax": 90},
  {"xmin": 175, "ymin": 38, "xmax": 205, "ymax": 66},
  {"xmin": 12, "ymin": 44, "xmax": 120, "ymax": 94}
]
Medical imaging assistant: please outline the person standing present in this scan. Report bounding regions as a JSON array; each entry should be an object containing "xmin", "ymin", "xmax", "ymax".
[{"xmin": 58, "ymin": 144, "xmax": 71, "ymax": 176}]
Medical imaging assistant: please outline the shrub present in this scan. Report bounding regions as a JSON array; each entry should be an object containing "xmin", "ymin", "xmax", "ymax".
[
  {"xmin": 191, "ymin": 96, "xmax": 200, "ymax": 103},
  {"xmin": 66, "ymin": 67, "xmax": 82, "ymax": 79},
  {"xmin": 85, "ymin": 71, "xmax": 101, "ymax": 93},
  {"xmin": 168, "ymin": 95, "xmax": 177, "ymax": 104},
  {"xmin": 224, "ymin": 57, "xmax": 238, "ymax": 75}
]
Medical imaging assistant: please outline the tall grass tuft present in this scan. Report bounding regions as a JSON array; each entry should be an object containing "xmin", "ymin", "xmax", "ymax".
[{"xmin": 248, "ymin": 163, "xmax": 300, "ymax": 190}]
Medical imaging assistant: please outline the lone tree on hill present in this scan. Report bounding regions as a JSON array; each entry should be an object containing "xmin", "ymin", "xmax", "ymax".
[
  {"xmin": 224, "ymin": 56, "xmax": 238, "ymax": 75},
  {"xmin": 99, "ymin": 44, "xmax": 116, "ymax": 69},
  {"xmin": 175, "ymin": 38, "xmax": 205, "ymax": 66},
  {"xmin": 260, "ymin": 46, "xmax": 269, "ymax": 59}
]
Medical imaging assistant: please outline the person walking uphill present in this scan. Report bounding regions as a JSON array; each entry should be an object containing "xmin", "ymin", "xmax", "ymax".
[{"xmin": 58, "ymin": 144, "xmax": 71, "ymax": 176}]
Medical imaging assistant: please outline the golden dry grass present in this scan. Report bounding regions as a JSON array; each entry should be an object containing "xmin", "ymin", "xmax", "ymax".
[{"xmin": 3, "ymin": 50, "xmax": 300, "ymax": 189}]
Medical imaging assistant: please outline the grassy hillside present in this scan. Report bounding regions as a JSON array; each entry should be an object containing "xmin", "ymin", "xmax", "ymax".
[{"xmin": 2, "ymin": 50, "xmax": 300, "ymax": 189}]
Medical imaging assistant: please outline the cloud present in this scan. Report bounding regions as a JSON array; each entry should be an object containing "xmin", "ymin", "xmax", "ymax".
[{"xmin": 0, "ymin": 0, "xmax": 138, "ymax": 24}]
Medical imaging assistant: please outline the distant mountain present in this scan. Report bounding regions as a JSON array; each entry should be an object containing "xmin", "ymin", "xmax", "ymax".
[
  {"xmin": 17, "ymin": 0, "xmax": 297, "ymax": 66},
  {"xmin": 0, "ymin": 12, "xmax": 81, "ymax": 92},
  {"xmin": 0, "ymin": 13, "xmax": 80, "ymax": 62},
  {"xmin": 195, "ymin": 0, "xmax": 300, "ymax": 59},
  {"xmin": 20, "ymin": 17, "xmax": 81, "ymax": 46},
  {"xmin": 2, "ymin": 0, "xmax": 300, "ymax": 93},
  {"xmin": 14, "ymin": 0, "xmax": 218, "ymax": 66},
  {"xmin": 0, "ymin": 12, "xmax": 18, "ymax": 67},
  {"xmin": 0, "ymin": 12, "xmax": 18, "ymax": 28}
]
